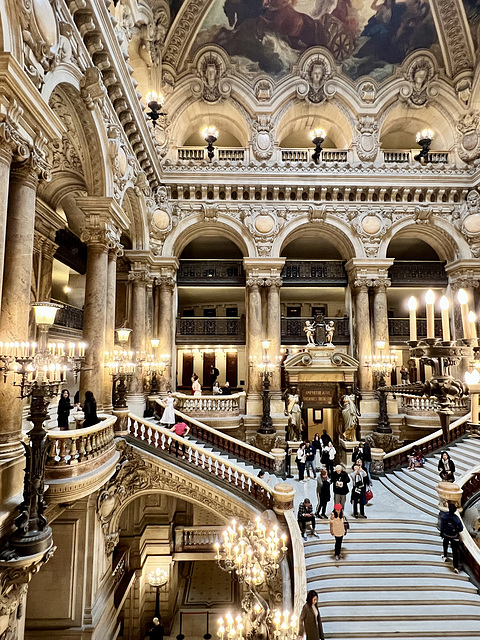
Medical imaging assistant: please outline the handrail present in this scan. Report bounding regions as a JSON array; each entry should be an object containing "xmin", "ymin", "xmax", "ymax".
[
  {"xmin": 128, "ymin": 413, "xmax": 274, "ymax": 509},
  {"xmin": 284, "ymin": 509, "xmax": 306, "ymax": 618},
  {"xmin": 47, "ymin": 414, "xmax": 116, "ymax": 438},
  {"xmin": 155, "ymin": 401, "xmax": 275, "ymax": 471},
  {"xmin": 456, "ymin": 463, "xmax": 480, "ymax": 586},
  {"xmin": 383, "ymin": 412, "xmax": 471, "ymax": 471}
]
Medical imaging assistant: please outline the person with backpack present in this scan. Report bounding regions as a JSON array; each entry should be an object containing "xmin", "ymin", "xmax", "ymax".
[{"xmin": 439, "ymin": 502, "xmax": 464, "ymax": 573}]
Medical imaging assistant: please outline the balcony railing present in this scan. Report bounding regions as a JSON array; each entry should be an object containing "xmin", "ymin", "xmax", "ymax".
[
  {"xmin": 174, "ymin": 525, "xmax": 222, "ymax": 552},
  {"xmin": 281, "ymin": 260, "xmax": 347, "ymax": 285},
  {"xmin": 177, "ymin": 147, "xmax": 245, "ymax": 162},
  {"xmin": 382, "ymin": 149, "xmax": 449, "ymax": 164},
  {"xmin": 46, "ymin": 414, "xmax": 117, "ymax": 479},
  {"xmin": 281, "ymin": 149, "xmax": 348, "ymax": 163},
  {"xmin": 401, "ymin": 395, "xmax": 469, "ymax": 415},
  {"xmin": 177, "ymin": 260, "xmax": 245, "ymax": 286},
  {"xmin": 388, "ymin": 261, "xmax": 447, "ymax": 286},
  {"xmin": 388, "ymin": 317, "xmax": 442, "ymax": 342},
  {"xmin": 172, "ymin": 392, "xmax": 246, "ymax": 416},
  {"xmin": 52, "ymin": 300, "xmax": 84, "ymax": 330},
  {"xmin": 176, "ymin": 317, "xmax": 246, "ymax": 344},
  {"xmin": 281, "ymin": 316, "xmax": 350, "ymax": 345}
]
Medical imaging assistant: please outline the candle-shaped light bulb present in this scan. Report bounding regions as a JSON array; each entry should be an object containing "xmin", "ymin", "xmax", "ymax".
[
  {"xmin": 469, "ymin": 310, "xmax": 478, "ymax": 344},
  {"xmin": 425, "ymin": 289, "xmax": 435, "ymax": 338},
  {"xmin": 458, "ymin": 289, "xmax": 470, "ymax": 339},
  {"xmin": 408, "ymin": 296, "xmax": 417, "ymax": 341},
  {"xmin": 439, "ymin": 295, "xmax": 450, "ymax": 342}
]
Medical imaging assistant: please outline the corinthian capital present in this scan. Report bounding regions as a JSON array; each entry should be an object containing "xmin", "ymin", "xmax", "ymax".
[{"xmin": 128, "ymin": 269, "xmax": 152, "ymax": 284}]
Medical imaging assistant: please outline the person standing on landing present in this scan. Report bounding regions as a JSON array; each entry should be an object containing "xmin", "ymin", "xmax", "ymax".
[
  {"xmin": 57, "ymin": 389, "xmax": 72, "ymax": 430},
  {"xmin": 330, "ymin": 503, "xmax": 349, "ymax": 561},
  {"xmin": 331, "ymin": 464, "xmax": 350, "ymax": 508},
  {"xmin": 350, "ymin": 463, "xmax": 368, "ymax": 518},
  {"xmin": 315, "ymin": 468, "xmax": 331, "ymax": 518},
  {"xmin": 159, "ymin": 390, "xmax": 176, "ymax": 427},
  {"xmin": 298, "ymin": 590, "xmax": 325, "ymax": 640},
  {"xmin": 296, "ymin": 442, "xmax": 307, "ymax": 482},
  {"xmin": 192, "ymin": 374, "xmax": 202, "ymax": 397},
  {"xmin": 439, "ymin": 502, "xmax": 463, "ymax": 573},
  {"xmin": 322, "ymin": 441, "xmax": 336, "ymax": 477},
  {"xmin": 305, "ymin": 440, "xmax": 317, "ymax": 479},
  {"xmin": 438, "ymin": 451, "xmax": 456, "ymax": 482}
]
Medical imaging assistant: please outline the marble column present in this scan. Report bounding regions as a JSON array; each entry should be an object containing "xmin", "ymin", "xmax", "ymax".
[
  {"xmin": 79, "ymin": 230, "xmax": 109, "ymax": 408},
  {"xmin": 153, "ymin": 283, "xmax": 161, "ymax": 339},
  {"xmin": 0, "ymin": 162, "xmax": 39, "ymax": 457},
  {"xmin": 246, "ymin": 279, "xmax": 263, "ymax": 394},
  {"xmin": 266, "ymin": 278, "xmax": 282, "ymax": 393},
  {"xmin": 129, "ymin": 268, "xmax": 149, "ymax": 398},
  {"xmin": 353, "ymin": 284, "xmax": 373, "ymax": 391},
  {"xmin": 372, "ymin": 281, "xmax": 390, "ymax": 348},
  {"xmin": 34, "ymin": 236, "xmax": 57, "ymax": 302},
  {"xmin": 0, "ymin": 139, "xmax": 13, "ymax": 312},
  {"xmin": 103, "ymin": 244, "xmax": 122, "ymax": 413},
  {"xmin": 157, "ymin": 277, "xmax": 175, "ymax": 391}
]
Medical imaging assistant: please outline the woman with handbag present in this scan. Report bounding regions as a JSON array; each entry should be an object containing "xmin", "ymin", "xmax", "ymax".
[
  {"xmin": 438, "ymin": 451, "xmax": 456, "ymax": 482},
  {"xmin": 296, "ymin": 442, "xmax": 307, "ymax": 482},
  {"xmin": 329, "ymin": 503, "xmax": 349, "ymax": 561},
  {"xmin": 298, "ymin": 590, "xmax": 325, "ymax": 640},
  {"xmin": 349, "ymin": 464, "xmax": 367, "ymax": 518}
]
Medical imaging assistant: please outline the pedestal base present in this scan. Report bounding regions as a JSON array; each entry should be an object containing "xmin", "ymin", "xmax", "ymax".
[
  {"xmin": 338, "ymin": 437, "xmax": 359, "ymax": 468},
  {"xmin": 436, "ymin": 481, "xmax": 463, "ymax": 513},
  {"xmin": 10, "ymin": 526, "xmax": 53, "ymax": 558},
  {"xmin": 112, "ymin": 408, "xmax": 130, "ymax": 436}
]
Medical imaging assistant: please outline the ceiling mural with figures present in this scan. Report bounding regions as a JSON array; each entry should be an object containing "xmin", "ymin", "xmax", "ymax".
[{"xmin": 185, "ymin": 0, "xmax": 441, "ymax": 82}]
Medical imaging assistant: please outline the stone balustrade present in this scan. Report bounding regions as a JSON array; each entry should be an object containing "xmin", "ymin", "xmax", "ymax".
[
  {"xmin": 382, "ymin": 149, "xmax": 449, "ymax": 164},
  {"xmin": 128, "ymin": 414, "xmax": 275, "ymax": 508},
  {"xmin": 172, "ymin": 392, "xmax": 246, "ymax": 416},
  {"xmin": 174, "ymin": 525, "xmax": 222, "ymax": 552},
  {"xmin": 454, "ymin": 464, "xmax": 480, "ymax": 585},
  {"xmin": 401, "ymin": 395, "xmax": 469, "ymax": 414},
  {"xmin": 45, "ymin": 414, "xmax": 117, "ymax": 480},
  {"xmin": 177, "ymin": 147, "xmax": 245, "ymax": 162}
]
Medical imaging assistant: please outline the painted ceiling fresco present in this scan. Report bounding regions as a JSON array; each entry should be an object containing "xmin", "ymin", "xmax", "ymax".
[
  {"xmin": 462, "ymin": 0, "xmax": 480, "ymax": 50},
  {"xmin": 187, "ymin": 0, "xmax": 440, "ymax": 82}
]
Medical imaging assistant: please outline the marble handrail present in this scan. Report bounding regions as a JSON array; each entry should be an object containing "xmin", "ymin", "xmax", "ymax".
[
  {"xmin": 383, "ymin": 412, "xmax": 471, "ymax": 471},
  {"xmin": 128, "ymin": 414, "xmax": 274, "ymax": 508},
  {"xmin": 46, "ymin": 414, "xmax": 117, "ymax": 469},
  {"xmin": 172, "ymin": 392, "xmax": 245, "ymax": 415},
  {"xmin": 457, "ymin": 464, "xmax": 480, "ymax": 585},
  {"xmin": 155, "ymin": 401, "xmax": 275, "ymax": 471},
  {"xmin": 284, "ymin": 509, "xmax": 307, "ymax": 619}
]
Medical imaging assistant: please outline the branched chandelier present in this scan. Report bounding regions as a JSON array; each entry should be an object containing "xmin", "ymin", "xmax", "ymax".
[{"xmin": 214, "ymin": 518, "xmax": 287, "ymax": 587}]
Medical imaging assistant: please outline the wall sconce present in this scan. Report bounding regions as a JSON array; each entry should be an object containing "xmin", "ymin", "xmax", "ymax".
[
  {"xmin": 151, "ymin": 338, "xmax": 160, "ymax": 349},
  {"xmin": 414, "ymin": 129, "xmax": 434, "ymax": 163},
  {"xmin": 146, "ymin": 91, "xmax": 166, "ymax": 127},
  {"xmin": 116, "ymin": 327, "xmax": 132, "ymax": 344},
  {"xmin": 310, "ymin": 128, "xmax": 326, "ymax": 164},
  {"xmin": 201, "ymin": 126, "xmax": 218, "ymax": 162}
]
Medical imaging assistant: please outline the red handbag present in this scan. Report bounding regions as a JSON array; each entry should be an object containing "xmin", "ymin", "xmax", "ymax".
[{"xmin": 365, "ymin": 488, "xmax": 373, "ymax": 502}]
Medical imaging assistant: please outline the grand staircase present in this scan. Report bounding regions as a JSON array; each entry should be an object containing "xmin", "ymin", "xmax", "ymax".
[{"xmin": 301, "ymin": 435, "xmax": 480, "ymax": 639}]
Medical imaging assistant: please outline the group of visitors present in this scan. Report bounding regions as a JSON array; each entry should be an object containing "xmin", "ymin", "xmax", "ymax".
[
  {"xmin": 296, "ymin": 431, "xmax": 336, "ymax": 482},
  {"xmin": 57, "ymin": 389, "xmax": 98, "ymax": 430},
  {"xmin": 191, "ymin": 370, "xmax": 232, "ymax": 396}
]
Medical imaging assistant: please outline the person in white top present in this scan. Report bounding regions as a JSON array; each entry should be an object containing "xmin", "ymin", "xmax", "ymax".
[
  {"xmin": 159, "ymin": 391, "xmax": 175, "ymax": 426},
  {"xmin": 192, "ymin": 374, "xmax": 202, "ymax": 396}
]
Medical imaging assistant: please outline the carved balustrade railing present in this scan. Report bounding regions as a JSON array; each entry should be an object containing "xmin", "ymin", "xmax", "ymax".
[
  {"xmin": 382, "ymin": 149, "xmax": 449, "ymax": 164},
  {"xmin": 174, "ymin": 525, "xmax": 223, "ymax": 552},
  {"xmin": 281, "ymin": 260, "xmax": 347, "ymax": 285},
  {"xmin": 45, "ymin": 415, "xmax": 117, "ymax": 479},
  {"xmin": 52, "ymin": 299, "xmax": 84, "ymax": 330},
  {"xmin": 401, "ymin": 395, "xmax": 469, "ymax": 415},
  {"xmin": 128, "ymin": 414, "xmax": 274, "ymax": 508},
  {"xmin": 177, "ymin": 147, "xmax": 245, "ymax": 162},
  {"xmin": 281, "ymin": 316, "xmax": 350, "ymax": 345},
  {"xmin": 457, "ymin": 465, "xmax": 480, "ymax": 586},
  {"xmin": 281, "ymin": 149, "xmax": 348, "ymax": 163},
  {"xmin": 112, "ymin": 548, "xmax": 130, "ymax": 587},
  {"xmin": 172, "ymin": 392, "xmax": 246, "ymax": 416},
  {"xmin": 155, "ymin": 403, "xmax": 275, "ymax": 473},
  {"xmin": 176, "ymin": 317, "xmax": 246, "ymax": 344},
  {"xmin": 388, "ymin": 261, "xmax": 447, "ymax": 285},
  {"xmin": 388, "ymin": 317, "xmax": 442, "ymax": 341},
  {"xmin": 382, "ymin": 412, "xmax": 471, "ymax": 472},
  {"xmin": 178, "ymin": 259, "xmax": 245, "ymax": 286}
]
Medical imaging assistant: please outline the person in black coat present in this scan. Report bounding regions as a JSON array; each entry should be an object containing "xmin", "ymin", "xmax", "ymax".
[
  {"xmin": 439, "ymin": 502, "xmax": 463, "ymax": 572},
  {"xmin": 352, "ymin": 439, "xmax": 372, "ymax": 476},
  {"xmin": 82, "ymin": 390, "xmax": 99, "ymax": 428},
  {"xmin": 438, "ymin": 451, "xmax": 456, "ymax": 482},
  {"xmin": 315, "ymin": 469, "xmax": 331, "ymax": 518},
  {"xmin": 57, "ymin": 389, "xmax": 72, "ymax": 430},
  {"xmin": 331, "ymin": 464, "xmax": 350, "ymax": 508}
]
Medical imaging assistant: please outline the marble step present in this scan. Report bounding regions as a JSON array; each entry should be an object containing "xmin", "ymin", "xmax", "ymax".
[
  {"xmin": 306, "ymin": 555, "xmax": 454, "ymax": 569},
  {"xmin": 451, "ymin": 440, "xmax": 480, "ymax": 455},
  {"xmin": 304, "ymin": 540, "xmax": 443, "ymax": 555},
  {"xmin": 392, "ymin": 469, "xmax": 439, "ymax": 499},
  {"xmin": 431, "ymin": 450, "xmax": 479, "ymax": 468},
  {"xmin": 308, "ymin": 575, "xmax": 475, "ymax": 592},
  {"xmin": 318, "ymin": 593, "xmax": 480, "ymax": 607},
  {"xmin": 304, "ymin": 528, "xmax": 441, "ymax": 541},
  {"xmin": 321, "ymin": 618, "xmax": 480, "ymax": 636},
  {"xmin": 379, "ymin": 475, "xmax": 438, "ymax": 516}
]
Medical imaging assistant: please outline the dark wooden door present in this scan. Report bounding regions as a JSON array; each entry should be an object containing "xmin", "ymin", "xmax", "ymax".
[
  {"xmin": 226, "ymin": 352, "xmax": 238, "ymax": 387},
  {"xmin": 182, "ymin": 353, "xmax": 194, "ymax": 387},
  {"xmin": 203, "ymin": 352, "xmax": 216, "ymax": 389}
]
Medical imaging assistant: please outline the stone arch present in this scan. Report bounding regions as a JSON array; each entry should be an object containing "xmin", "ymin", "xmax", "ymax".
[
  {"xmin": 276, "ymin": 100, "xmax": 353, "ymax": 149},
  {"xmin": 379, "ymin": 218, "xmax": 470, "ymax": 261},
  {"xmin": 274, "ymin": 217, "xmax": 363, "ymax": 260},
  {"xmin": 122, "ymin": 187, "xmax": 149, "ymax": 251},
  {"xmin": 164, "ymin": 215, "xmax": 256, "ymax": 258}
]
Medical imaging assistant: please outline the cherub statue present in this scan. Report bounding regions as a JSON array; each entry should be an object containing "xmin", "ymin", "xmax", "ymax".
[
  {"xmin": 304, "ymin": 320, "xmax": 316, "ymax": 345},
  {"xmin": 325, "ymin": 320, "xmax": 335, "ymax": 344}
]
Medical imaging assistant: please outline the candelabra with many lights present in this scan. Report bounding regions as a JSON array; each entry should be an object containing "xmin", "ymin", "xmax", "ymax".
[
  {"xmin": 382, "ymin": 289, "xmax": 475, "ymax": 444},
  {"xmin": 215, "ymin": 518, "xmax": 294, "ymax": 640},
  {"xmin": 0, "ymin": 302, "xmax": 85, "ymax": 557},
  {"xmin": 365, "ymin": 340, "xmax": 398, "ymax": 433}
]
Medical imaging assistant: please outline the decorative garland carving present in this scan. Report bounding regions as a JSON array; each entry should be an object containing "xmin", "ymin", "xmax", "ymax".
[
  {"xmin": 355, "ymin": 116, "xmax": 379, "ymax": 163},
  {"xmin": 251, "ymin": 116, "xmax": 275, "ymax": 161},
  {"xmin": 18, "ymin": 0, "xmax": 60, "ymax": 88},
  {"xmin": 434, "ymin": 0, "xmax": 474, "ymax": 77},
  {"xmin": 399, "ymin": 53, "xmax": 438, "ymax": 108}
]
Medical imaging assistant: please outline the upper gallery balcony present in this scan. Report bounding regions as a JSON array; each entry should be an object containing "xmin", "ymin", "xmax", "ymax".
[
  {"xmin": 388, "ymin": 261, "xmax": 447, "ymax": 286},
  {"xmin": 177, "ymin": 260, "xmax": 245, "ymax": 286}
]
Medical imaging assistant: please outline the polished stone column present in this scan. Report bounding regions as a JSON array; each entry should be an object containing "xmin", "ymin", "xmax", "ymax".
[
  {"xmin": 266, "ymin": 278, "xmax": 282, "ymax": 392},
  {"xmin": 129, "ymin": 268, "xmax": 149, "ymax": 397},
  {"xmin": 246, "ymin": 278, "xmax": 263, "ymax": 394},
  {"xmin": 79, "ymin": 229, "xmax": 109, "ymax": 408},
  {"xmin": 0, "ymin": 162, "xmax": 39, "ymax": 457},
  {"xmin": 157, "ymin": 277, "xmax": 175, "ymax": 391},
  {"xmin": 103, "ymin": 244, "xmax": 122, "ymax": 412},
  {"xmin": 353, "ymin": 284, "xmax": 373, "ymax": 391},
  {"xmin": 34, "ymin": 236, "xmax": 57, "ymax": 302},
  {"xmin": 372, "ymin": 280, "xmax": 390, "ymax": 348},
  {"xmin": 153, "ymin": 283, "xmax": 161, "ymax": 339},
  {"xmin": 0, "ymin": 138, "xmax": 13, "ymax": 311}
]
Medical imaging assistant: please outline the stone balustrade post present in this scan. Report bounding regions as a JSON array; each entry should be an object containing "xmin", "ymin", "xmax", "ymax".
[
  {"xmin": 436, "ymin": 481, "xmax": 463, "ymax": 513},
  {"xmin": 272, "ymin": 482, "xmax": 295, "ymax": 519},
  {"xmin": 270, "ymin": 447, "xmax": 287, "ymax": 476},
  {"xmin": 370, "ymin": 447, "xmax": 385, "ymax": 476}
]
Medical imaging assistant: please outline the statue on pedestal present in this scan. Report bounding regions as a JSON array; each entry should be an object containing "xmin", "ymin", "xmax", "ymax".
[
  {"xmin": 285, "ymin": 388, "xmax": 302, "ymax": 441},
  {"xmin": 339, "ymin": 386, "xmax": 361, "ymax": 441}
]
